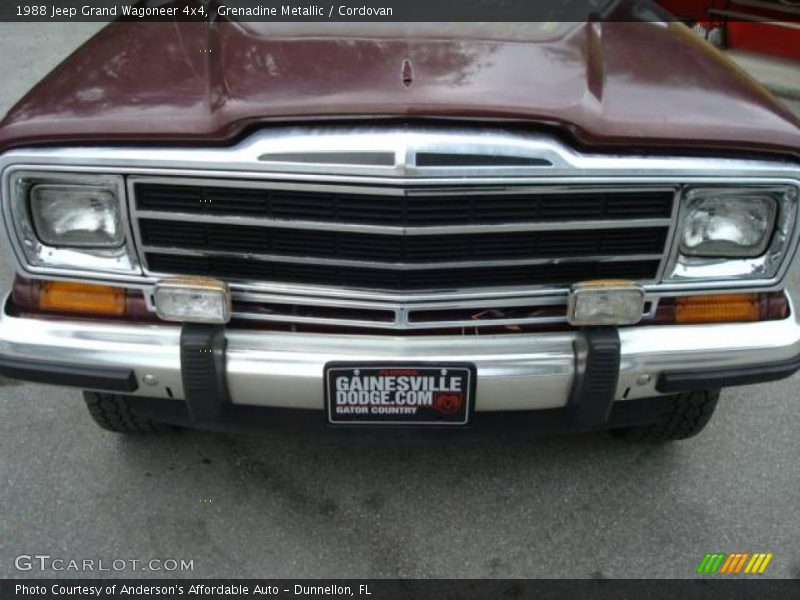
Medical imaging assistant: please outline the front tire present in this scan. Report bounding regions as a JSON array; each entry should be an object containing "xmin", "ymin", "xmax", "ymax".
[
  {"xmin": 612, "ymin": 389, "xmax": 720, "ymax": 442},
  {"xmin": 84, "ymin": 391, "xmax": 178, "ymax": 434}
]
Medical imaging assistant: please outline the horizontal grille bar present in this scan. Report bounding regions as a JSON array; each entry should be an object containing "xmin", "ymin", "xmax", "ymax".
[
  {"xmin": 139, "ymin": 219, "xmax": 668, "ymax": 265},
  {"xmin": 134, "ymin": 210, "xmax": 672, "ymax": 236},
  {"xmin": 141, "ymin": 246, "xmax": 664, "ymax": 271},
  {"xmin": 145, "ymin": 253, "xmax": 660, "ymax": 290},
  {"xmin": 135, "ymin": 183, "xmax": 674, "ymax": 225},
  {"xmin": 236, "ymin": 300, "xmax": 397, "ymax": 324}
]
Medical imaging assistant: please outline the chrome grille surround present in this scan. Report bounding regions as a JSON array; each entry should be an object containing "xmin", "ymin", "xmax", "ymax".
[{"xmin": 1, "ymin": 125, "xmax": 799, "ymax": 331}]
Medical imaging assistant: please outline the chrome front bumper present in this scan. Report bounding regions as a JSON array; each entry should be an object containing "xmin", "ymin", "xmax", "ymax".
[{"xmin": 1, "ymin": 300, "xmax": 799, "ymax": 412}]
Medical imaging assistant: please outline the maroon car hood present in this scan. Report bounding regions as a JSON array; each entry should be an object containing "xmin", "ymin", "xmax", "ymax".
[{"xmin": 1, "ymin": 19, "xmax": 798, "ymax": 157}]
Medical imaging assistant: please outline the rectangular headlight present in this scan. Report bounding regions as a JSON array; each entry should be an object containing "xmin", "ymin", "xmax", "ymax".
[
  {"xmin": 568, "ymin": 280, "xmax": 645, "ymax": 326},
  {"xmin": 31, "ymin": 184, "xmax": 124, "ymax": 248},
  {"xmin": 681, "ymin": 190, "xmax": 776, "ymax": 258},
  {"xmin": 154, "ymin": 277, "xmax": 231, "ymax": 324}
]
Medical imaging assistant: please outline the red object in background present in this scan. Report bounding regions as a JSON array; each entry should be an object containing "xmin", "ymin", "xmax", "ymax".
[
  {"xmin": 658, "ymin": 0, "xmax": 800, "ymax": 61},
  {"xmin": 727, "ymin": 20, "xmax": 800, "ymax": 61}
]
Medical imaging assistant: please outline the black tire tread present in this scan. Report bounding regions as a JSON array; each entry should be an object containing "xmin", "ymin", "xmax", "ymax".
[
  {"xmin": 84, "ymin": 392, "xmax": 176, "ymax": 434},
  {"xmin": 612, "ymin": 389, "xmax": 720, "ymax": 442}
]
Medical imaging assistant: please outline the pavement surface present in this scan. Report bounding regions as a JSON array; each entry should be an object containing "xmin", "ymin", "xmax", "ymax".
[
  {"xmin": 727, "ymin": 49, "xmax": 800, "ymax": 101},
  {"xmin": 0, "ymin": 23, "xmax": 799, "ymax": 580}
]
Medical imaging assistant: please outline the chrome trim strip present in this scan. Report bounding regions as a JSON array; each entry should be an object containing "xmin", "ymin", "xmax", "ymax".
[
  {"xmin": 140, "ymin": 245, "xmax": 664, "ymax": 272},
  {"xmin": 134, "ymin": 209, "xmax": 674, "ymax": 236},
  {"xmin": 654, "ymin": 187, "xmax": 683, "ymax": 282},
  {"xmin": 258, "ymin": 151, "xmax": 396, "ymax": 166},
  {"xmin": 229, "ymin": 311, "xmax": 569, "ymax": 330},
  {"xmin": 128, "ymin": 176, "xmax": 680, "ymax": 195}
]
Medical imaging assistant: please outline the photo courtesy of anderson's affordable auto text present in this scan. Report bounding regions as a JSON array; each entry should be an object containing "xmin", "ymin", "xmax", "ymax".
[{"xmin": 0, "ymin": 0, "xmax": 798, "ymax": 598}]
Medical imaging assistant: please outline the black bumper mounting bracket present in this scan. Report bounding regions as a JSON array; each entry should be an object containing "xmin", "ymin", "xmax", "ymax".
[
  {"xmin": 180, "ymin": 324, "xmax": 230, "ymax": 423},
  {"xmin": 568, "ymin": 327, "xmax": 621, "ymax": 427}
]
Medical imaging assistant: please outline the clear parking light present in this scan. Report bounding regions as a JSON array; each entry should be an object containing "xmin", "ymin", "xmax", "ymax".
[
  {"xmin": 680, "ymin": 190, "xmax": 777, "ymax": 258},
  {"xmin": 567, "ymin": 280, "xmax": 645, "ymax": 326},
  {"xmin": 154, "ymin": 277, "xmax": 231, "ymax": 324},
  {"xmin": 30, "ymin": 184, "xmax": 124, "ymax": 248}
]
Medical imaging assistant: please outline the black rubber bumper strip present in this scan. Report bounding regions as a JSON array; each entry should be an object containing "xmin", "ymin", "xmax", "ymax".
[
  {"xmin": 0, "ymin": 355, "xmax": 138, "ymax": 392},
  {"xmin": 568, "ymin": 327, "xmax": 621, "ymax": 427},
  {"xmin": 657, "ymin": 353, "xmax": 800, "ymax": 393},
  {"xmin": 180, "ymin": 324, "xmax": 230, "ymax": 423}
]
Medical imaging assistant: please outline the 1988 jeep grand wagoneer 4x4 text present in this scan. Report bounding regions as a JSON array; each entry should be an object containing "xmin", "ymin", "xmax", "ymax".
[{"xmin": 0, "ymin": 5, "xmax": 799, "ymax": 441}]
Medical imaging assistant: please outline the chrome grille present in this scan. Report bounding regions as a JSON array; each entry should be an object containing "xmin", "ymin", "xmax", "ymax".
[
  {"xmin": 131, "ymin": 178, "xmax": 674, "ymax": 329},
  {"xmin": 133, "ymin": 181, "xmax": 673, "ymax": 286}
]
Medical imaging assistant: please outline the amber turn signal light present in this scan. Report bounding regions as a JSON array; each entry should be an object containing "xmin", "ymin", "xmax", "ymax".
[
  {"xmin": 39, "ymin": 281, "xmax": 126, "ymax": 316},
  {"xmin": 675, "ymin": 293, "xmax": 761, "ymax": 324}
]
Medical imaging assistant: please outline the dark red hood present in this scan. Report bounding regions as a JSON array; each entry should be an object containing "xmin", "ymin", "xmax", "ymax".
[{"xmin": 1, "ymin": 18, "xmax": 798, "ymax": 157}]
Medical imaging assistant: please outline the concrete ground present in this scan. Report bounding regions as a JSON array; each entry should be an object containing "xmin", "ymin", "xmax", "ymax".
[
  {"xmin": 727, "ymin": 49, "xmax": 800, "ymax": 101},
  {"xmin": 0, "ymin": 24, "xmax": 799, "ymax": 580}
]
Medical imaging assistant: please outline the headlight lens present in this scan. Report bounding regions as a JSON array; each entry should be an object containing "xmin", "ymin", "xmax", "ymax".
[
  {"xmin": 30, "ymin": 184, "xmax": 124, "ymax": 248},
  {"xmin": 568, "ymin": 280, "xmax": 645, "ymax": 326},
  {"xmin": 681, "ymin": 191, "xmax": 776, "ymax": 258},
  {"xmin": 154, "ymin": 277, "xmax": 231, "ymax": 324}
]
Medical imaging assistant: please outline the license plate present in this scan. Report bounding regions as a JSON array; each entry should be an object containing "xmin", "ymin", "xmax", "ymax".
[{"xmin": 325, "ymin": 363, "xmax": 475, "ymax": 426}]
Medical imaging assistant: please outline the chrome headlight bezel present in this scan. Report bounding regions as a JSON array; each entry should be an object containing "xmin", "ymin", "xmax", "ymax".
[
  {"xmin": 7, "ymin": 171, "xmax": 140, "ymax": 276},
  {"xmin": 665, "ymin": 185, "xmax": 798, "ymax": 283}
]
